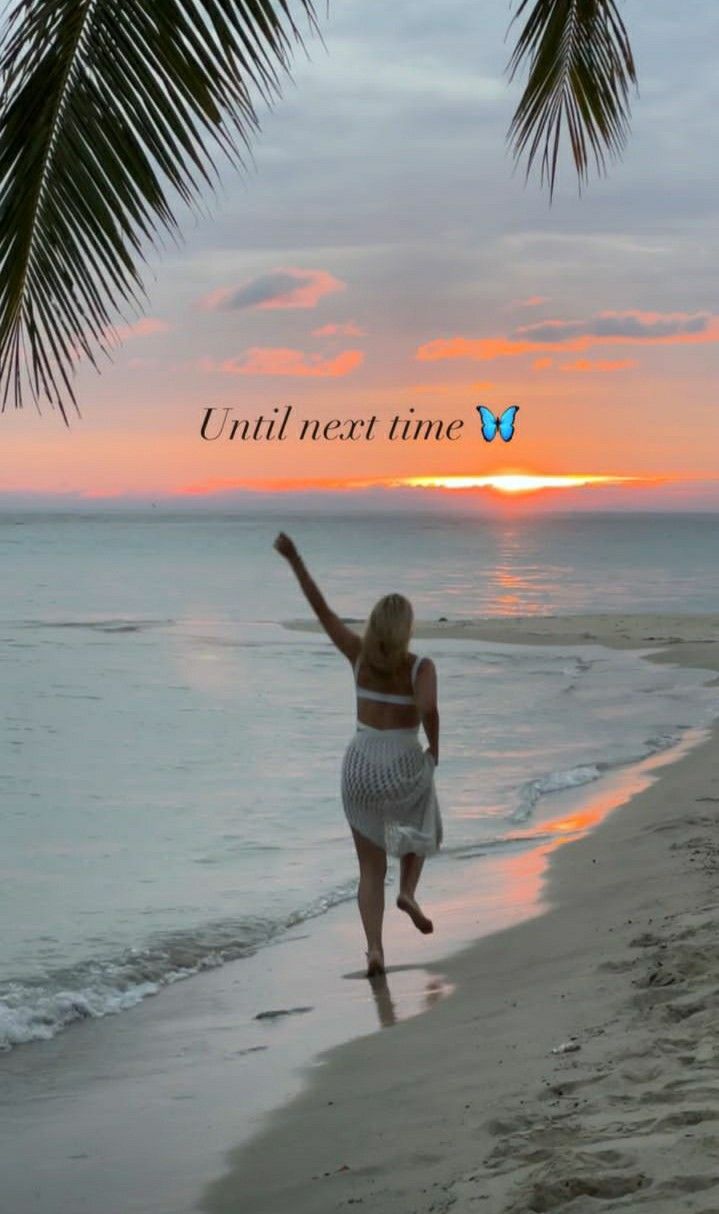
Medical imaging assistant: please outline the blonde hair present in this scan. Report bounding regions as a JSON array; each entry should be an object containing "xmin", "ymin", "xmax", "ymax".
[{"xmin": 360, "ymin": 593, "xmax": 413, "ymax": 678}]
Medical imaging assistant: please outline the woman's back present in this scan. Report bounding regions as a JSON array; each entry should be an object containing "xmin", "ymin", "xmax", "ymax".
[{"xmin": 354, "ymin": 653, "xmax": 423, "ymax": 730}]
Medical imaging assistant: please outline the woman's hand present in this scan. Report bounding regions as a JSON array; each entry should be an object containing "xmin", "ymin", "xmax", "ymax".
[{"xmin": 273, "ymin": 532, "xmax": 298, "ymax": 561}]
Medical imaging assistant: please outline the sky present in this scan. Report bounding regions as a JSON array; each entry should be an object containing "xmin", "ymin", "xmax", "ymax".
[{"xmin": 1, "ymin": 0, "xmax": 718, "ymax": 510}]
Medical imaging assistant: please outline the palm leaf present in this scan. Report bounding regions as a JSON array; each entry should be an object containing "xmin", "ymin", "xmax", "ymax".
[
  {"xmin": 506, "ymin": 0, "xmax": 638, "ymax": 200},
  {"xmin": 0, "ymin": 0, "xmax": 321, "ymax": 424}
]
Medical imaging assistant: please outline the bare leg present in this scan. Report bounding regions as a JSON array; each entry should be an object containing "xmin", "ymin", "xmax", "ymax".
[
  {"xmin": 350, "ymin": 828, "xmax": 387, "ymax": 975},
  {"xmin": 400, "ymin": 852, "xmax": 424, "ymax": 898},
  {"xmin": 397, "ymin": 853, "xmax": 433, "ymax": 934}
]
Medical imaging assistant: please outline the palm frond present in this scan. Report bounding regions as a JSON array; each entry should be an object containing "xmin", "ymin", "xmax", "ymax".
[
  {"xmin": 0, "ymin": 0, "xmax": 321, "ymax": 424},
  {"xmin": 506, "ymin": 0, "xmax": 638, "ymax": 201}
]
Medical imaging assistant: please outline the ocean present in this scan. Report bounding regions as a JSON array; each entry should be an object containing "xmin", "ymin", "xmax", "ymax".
[{"xmin": 2, "ymin": 509, "xmax": 719, "ymax": 1051}]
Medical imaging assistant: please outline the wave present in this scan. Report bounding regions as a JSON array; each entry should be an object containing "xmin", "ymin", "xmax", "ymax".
[
  {"xmin": 511, "ymin": 729, "xmax": 682, "ymax": 822},
  {"xmin": 18, "ymin": 618, "xmax": 175, "ymax": 633},
  {"xmin": 448, "ymin": 832, "xmax": 555, "ymax": 860},
  {"xmin": 0, "ymin": 879, "xmax": 357, "ymax": 1053}
]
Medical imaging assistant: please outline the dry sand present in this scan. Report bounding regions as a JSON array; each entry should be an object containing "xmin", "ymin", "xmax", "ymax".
[{"xmin": 204, "ymin": 614, "xmax": 719, "ymax": 1214}]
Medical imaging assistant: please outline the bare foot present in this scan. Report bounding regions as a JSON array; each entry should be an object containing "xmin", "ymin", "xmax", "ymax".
[
  {"xmin": 396, "ymin": 893, "xmax": 433, "ymax": 934},
  {"xmin": 365, "ymin": 948, "xmax": 385, "ymax": 977}
]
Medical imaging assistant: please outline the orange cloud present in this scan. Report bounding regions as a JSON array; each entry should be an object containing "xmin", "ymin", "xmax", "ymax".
[
  {"xmin": 312, "ymin": 322, "xmax": 366, "ymax": 337},
  {"xmin": 197, "ymin": 268, "xmax": 345, "ymax": 313},
  {"xmin": 418, "ymin": 335, "xmax": 537, "ymax": 360},
  {"xmin": 417, "ymin": 311, "xmax": 719, "ymax": 362},
  {"xmin": 111, "ymin": 317, "xmax": 171, "ymax": 342},
  {"xmin": 72, "ymin": 317, "xmax": 170, "ymax": 362},
  {"xmin": 560, "ymin": 358, "xmax": 637, "ymax": 373},
  {"xmin": 510, "ymin": 295, "xmax": 549, "ymax": 308},
  {"xmin": 172, "ymin": 356, "xmax": 218, "ymax": 374},
  {"xmin": 216, "ymin": 347, "xmax": 364, "ymax": 378},
  {"xmin": 533, "ymin": 357, "xmax": 553, "ymax": 370},
  {"xmin": 398, "ymin": 380, "xmax": 495, "ymax": 396},
  {"xmin": 127, "ymin": 357, "xmax": 161, "ymax": 370},
  {"xmin": 178, "ymin": 476, "xmax": 365, "ymax": 496}
]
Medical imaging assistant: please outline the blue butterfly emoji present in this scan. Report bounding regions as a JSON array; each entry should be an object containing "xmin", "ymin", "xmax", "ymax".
[{"xmin": 476, "ymin": 404, "xmax": 519, "ymax": 443}]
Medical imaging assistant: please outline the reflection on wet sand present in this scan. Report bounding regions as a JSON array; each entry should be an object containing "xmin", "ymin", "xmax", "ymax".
[
  {"xmin": 367, "ymin": 972, "xmax": 396, "ymax": 1027},
  {"xmin": 366, "ymin": 970, "xmax": 454, "ymax": 1029},
  {"xmin": 471, "ymin": 727, "xmax": 710, "ymax": 920}
]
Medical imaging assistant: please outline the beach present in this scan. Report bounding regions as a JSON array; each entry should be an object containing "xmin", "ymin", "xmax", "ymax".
[
  {"xmin": 2, "ymin": 611, "xmax": 718, "ymax": 1214},
  {"xmin": 209, "ymin": 613, "xmax": 719, "ymax": 1213}
]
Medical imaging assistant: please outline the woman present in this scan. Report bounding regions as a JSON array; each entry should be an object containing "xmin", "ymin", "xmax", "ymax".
[{"xmin": 274, "ymin": 532, "xmax": 442, "ymax": 977}]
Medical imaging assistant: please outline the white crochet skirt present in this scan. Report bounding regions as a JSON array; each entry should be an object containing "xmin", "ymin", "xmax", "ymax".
[{"xmin": 341, "ymin": 724, "xmax": 443, "ymax": 857}]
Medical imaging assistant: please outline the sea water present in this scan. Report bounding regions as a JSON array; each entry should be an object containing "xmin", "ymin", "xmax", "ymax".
[{"xmin": 2, "ymin": 509, "xmax": 719, "ymax": 1050}]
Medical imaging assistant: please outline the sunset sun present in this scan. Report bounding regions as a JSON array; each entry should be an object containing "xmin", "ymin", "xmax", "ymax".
[{"xmin": 395, "ymin": 474, "xmax": 637, "ymax": 495}]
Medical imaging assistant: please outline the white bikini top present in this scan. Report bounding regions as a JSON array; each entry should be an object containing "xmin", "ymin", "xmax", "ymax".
[{"xmin": 354, "ymin": 654, "xmax": 424, "ymax": 705}]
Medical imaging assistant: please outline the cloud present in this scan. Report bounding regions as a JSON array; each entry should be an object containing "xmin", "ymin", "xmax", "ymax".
[
  {"xmin": 177, "ymin": 476, "xmax": 360, "ymax": 496},
  {"xmin": 516, "ymin": 311, "xmax": 711, "ymax": 343},
  {"xmin": 72, "ymin": 317, "xmax": 170, "ymax": 362},
  {"xmin": 197, "ymin": 269, "xmax": 346, "ymax": 312},
  {"xmin": 417, "ymin": 312, "xmax": 719, "ymax": 362},
  {"xmin": 417, "ymin": 335, "xmax": 536, "ymax": 361},
  {"xmin": 312, "ymin": 322, "xmax": 366, "ymax": 336},
  {"xmin": 533, "ymin": 357, "xmax": 553, "ymax": 370},
  {"xmin": 214, "ymin": 347, "xmax": 364, "ymax": 377},
  {"xmin": 101, "ymin": 317, "xmax": 171, "ymax": 347},
  {"xmin": 398, "ymin": 380, "xmax": 495, "ymax": 395},
  {"xmin": 509, "ymin": 296, "xmax": 549, "ymax": 309},
  {"xmin": 501, "ymin": 231, "xmax": 674, "ymax": 259},
  {"xmin": 127, "ymin": 357, "xmax": 161, "ymax": 370},
  {"xmin": 560, "ymin": 358, "xmax": 637, "ymax": 373}
]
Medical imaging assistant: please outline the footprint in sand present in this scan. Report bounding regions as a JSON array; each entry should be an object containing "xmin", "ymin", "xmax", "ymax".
[
  {"xmin": 663, "ymin": 996, "xmax": 713, "ymax": 1023},
  {"xmin": 515, "ymin": 1165, "xmax": 647, "ymax": 1212},
  {"xmin": 653, "ymin": 1108, "xmax": 718, "ymax": 1131}
]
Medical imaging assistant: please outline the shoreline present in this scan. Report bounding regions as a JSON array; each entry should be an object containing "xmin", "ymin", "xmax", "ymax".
[
  {"xmin": 286, "ymin": 610, "xmax": 719, "ymax": 668},
  {"xmin": 206, "ymin": 615, "xmax": 719, "ymax": 1213},
  {"xmin": 1, "ymin": 614, "xmax": 718, "ymax": 1214}
]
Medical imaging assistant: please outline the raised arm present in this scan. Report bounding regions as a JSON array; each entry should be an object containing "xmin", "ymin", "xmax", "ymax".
[
  {"xmin": 273, "ymin": 532, "xmax": 362, "ymax": 663},
  {"xmin": 414, "ymin": 658, "xmax": 439, "ymax": 767}
]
